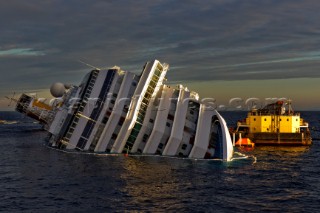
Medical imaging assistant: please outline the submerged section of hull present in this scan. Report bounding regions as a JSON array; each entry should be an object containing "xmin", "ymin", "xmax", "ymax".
[{"xmin": 14, "ymin": 60, "xmax": 233, "ymax": 161}]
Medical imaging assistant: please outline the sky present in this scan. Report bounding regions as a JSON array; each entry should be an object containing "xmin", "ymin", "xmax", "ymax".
[{"xmin": 1, "ymin": 0, "xmax": 320, "ymax": 110}]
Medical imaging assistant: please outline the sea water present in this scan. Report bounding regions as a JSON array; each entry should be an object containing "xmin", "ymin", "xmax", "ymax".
[{"xmin": 0, "ymin": 111, "xmax": 319, "ymax": 212}]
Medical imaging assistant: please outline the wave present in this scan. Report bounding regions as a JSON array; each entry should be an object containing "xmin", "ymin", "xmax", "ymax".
[{"xmin": 0, "ymin": 120, "xmax": 19, "ymax": 125}]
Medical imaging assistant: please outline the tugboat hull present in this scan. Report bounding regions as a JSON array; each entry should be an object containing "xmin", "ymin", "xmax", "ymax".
[{"xmin": 247, "ymin": 133, "xmax": 312, "ymax": 146}]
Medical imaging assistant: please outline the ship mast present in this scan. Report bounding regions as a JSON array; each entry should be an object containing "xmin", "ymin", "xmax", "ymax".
[{"xmin": 287, "ymin": 99, "xmax": 293, "ymax": 115}]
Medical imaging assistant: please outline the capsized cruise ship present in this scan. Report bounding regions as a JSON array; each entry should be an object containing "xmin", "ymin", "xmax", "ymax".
[{"xmin": 14, "ymin": 60, "xmax": 234, "ymax": 161}]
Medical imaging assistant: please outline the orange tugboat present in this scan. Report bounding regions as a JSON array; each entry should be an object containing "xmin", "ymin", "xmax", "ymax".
[{"xmin": 232, "ymin": 100, "xmax": 312, "ymax": 146}]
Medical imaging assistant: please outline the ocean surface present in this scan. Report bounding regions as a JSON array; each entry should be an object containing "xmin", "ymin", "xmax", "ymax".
[{"xmin": 0, "ymin": 111, "xmax": 319, "ymax": 212}]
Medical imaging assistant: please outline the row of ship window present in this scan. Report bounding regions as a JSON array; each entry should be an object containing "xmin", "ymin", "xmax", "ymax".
[
  {"xmin": 67, "ymin": 68, "xmax": 162, "ymax": 148},
  {"xmin": 253, "ymin": 118, "xmax": 299, "ymax": 122},
  {"xmin": 124, "ymin": 69, "xmax": 162, "ymax": 149},
  {"xmin": 63, "ymin": 70, "xmax": 101, "ymax": 142}
]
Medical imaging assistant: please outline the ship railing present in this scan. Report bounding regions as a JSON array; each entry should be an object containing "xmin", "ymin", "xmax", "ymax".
[
  {"xmin": 249, "ymin": 111, "xmax": 301, "ymax": 116},
  {"xmin": 237, "ymin": 121, "xmax": 248, "ymax": 126},
  {"xmin": 235, "ymin": 121, "xmax": 249, "ymax": 132}
]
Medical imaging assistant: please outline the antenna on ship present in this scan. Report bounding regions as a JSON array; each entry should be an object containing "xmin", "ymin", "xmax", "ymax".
[
  {"xmin": 78, "ymin": 59, "xmax": 101, "ymax": 70},
  {"xmin": 5, "ymin": 92, "xmax": 18, "ymax": 107}
]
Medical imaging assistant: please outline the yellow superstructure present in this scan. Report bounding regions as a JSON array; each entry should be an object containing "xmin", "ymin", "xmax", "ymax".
[{"xmin": 246, "ymin": 112, "xmax": 301, "ymax": 133}]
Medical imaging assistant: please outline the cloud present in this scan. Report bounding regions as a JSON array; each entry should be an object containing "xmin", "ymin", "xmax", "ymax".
[
  {"xmin": 1, "ymin": 0, "xmax": 320, "ymax": 109},
  {"xmin": 0, "ymin": 48, "xmax": 45, "ymax": 57}
]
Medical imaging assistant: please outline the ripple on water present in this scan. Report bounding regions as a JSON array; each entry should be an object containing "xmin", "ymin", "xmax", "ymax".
[{"xmin": 0, "ymin": 111, "xmax": 320, "ymax": 211}]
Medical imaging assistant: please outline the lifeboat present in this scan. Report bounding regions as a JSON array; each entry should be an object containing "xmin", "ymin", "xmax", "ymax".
[{"xmin": 235, "ymin": 138, "xmax": 255, "ymax": 147}]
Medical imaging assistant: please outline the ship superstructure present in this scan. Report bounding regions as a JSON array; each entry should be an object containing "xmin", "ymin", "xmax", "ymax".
[{"xmin": 14, "ymin": 60, "xmax": 234, "ymax": 161}]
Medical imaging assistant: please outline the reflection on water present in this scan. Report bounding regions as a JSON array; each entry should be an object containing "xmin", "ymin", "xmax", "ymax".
[
  {"xmin": 120, "ymin": 157, "xmax": 181, "ymax": 209},
  {"xmin": 255, "ymin": 146, "xmax": 310, "ymax": 153},
  {"xmin": 1, "ymin": 111, "xmax": 320, "ymax": 212}
]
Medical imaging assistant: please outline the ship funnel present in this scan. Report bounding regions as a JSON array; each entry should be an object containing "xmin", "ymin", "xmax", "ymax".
[{"xmin": 50, "ymin": 82, "xmax": 66, "ymax": 98}]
